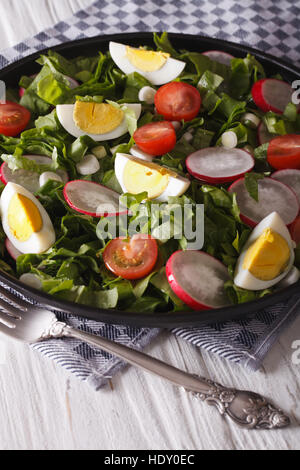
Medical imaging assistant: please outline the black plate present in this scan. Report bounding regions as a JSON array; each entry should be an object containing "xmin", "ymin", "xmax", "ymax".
[{"xmin": 0, "ymin": 32, "xmax": 299, "ymax": 328}]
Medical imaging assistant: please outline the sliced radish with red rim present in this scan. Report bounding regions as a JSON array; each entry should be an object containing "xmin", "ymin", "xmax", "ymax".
[
  {"xmin": 289, "ymin": 216, "xmax": 300, "ymax": 245},
  {"xmin": 63, "ymin": 180, "xmax": 128, "ymax": 217},
  {"xmin": 1, "ymin": 155, "xmax": 68, "ymax": 192},
  {"xmin": 166, "ymin": 250, "xmax": 231, "ymax": 310},
  {"xmin": 65, "ymin": 76, "xmax": 79, "ymax": 89},
  {"xmin": 251, "ymin": 79, "xmax": 298, "ymax": 114},
  {"xmin": 228, "ymin": 177, "xmax": 299, "ymax": 227},
  {"xmin": 271, "ymin": 168, "xmax": 300, "ymax": 202},
  {"xmin": 186, "ymin": 147, "xmax": 254, "ymax": 184},
  {"xmin": 202, "ymin": 50, "xmax": 234, "ymax": 66},
  {"xmin": 257, "ymin": 121, "xmax": 277, "ymax": 145},
  {"xmin": 5, "ymin": 238, "xmax": 22, "ymax": 260}
]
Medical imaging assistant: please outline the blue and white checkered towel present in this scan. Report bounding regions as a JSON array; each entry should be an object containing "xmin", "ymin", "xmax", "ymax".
[{"xmin": 1, "ymin": 0, "xmax": 300, "ymax": 390}]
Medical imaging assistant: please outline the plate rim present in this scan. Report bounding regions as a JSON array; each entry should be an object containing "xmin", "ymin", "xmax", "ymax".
[{"xmin": 0, "ymin": 31, "xmax": 299, "ymax": 328}]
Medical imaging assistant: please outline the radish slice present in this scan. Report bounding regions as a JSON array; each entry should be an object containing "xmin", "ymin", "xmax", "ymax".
[
  {"xmin": 1, "ymin": 155, "xmax": 68, "ymax": 192},
  {"xmin": 63, "ymin": 180, "xmax": 128, "ymax": 217},
  {"xmin": 202, "ymin": 50, "xmax": 234, "ymax": 66},
  {"xmin": 0, "ymin": 164, "xmax": 5, "ymax": 184},
  {"xmin": 251, "ymin": 79, "xmax": 297, "ymax": 114},
  {"xmin": 289, "ymin": 216, "xmax": 300, "ymax": 244},
  {"xmin": 186, "ymin": 147, "xmax": 254, "ymax": 184},
  {"xmin": 228, "ymin": 177, "xmax": 299, "ymax": 227},
  {"xmin": 257, "ymin": 121, "xmax": 277, "ymax": 145},
  {"xmin": 5, "ymin": 238, "xmax": 22, "ymax": 260},
  {"xmin": 272, "ymin": 169, "xmax": 300, "ymax": 202},
  {"xmin": 65, "ymin": 76, "xmax": 79, "ymax": 89},
  {"xmin": 166, "ymin": 250, "xmax": 231, "ymax": 310}
]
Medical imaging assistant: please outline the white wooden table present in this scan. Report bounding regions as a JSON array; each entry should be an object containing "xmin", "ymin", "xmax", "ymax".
[{"xmin": 0, "ymin": 0, "xmax": 299, "ymax": 451}]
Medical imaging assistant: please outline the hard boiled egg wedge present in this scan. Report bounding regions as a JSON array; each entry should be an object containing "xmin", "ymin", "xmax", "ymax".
[
  {"xmin": 1, "ymin": 182, "xmax": 55, "ymax": 254},
  {"xmin": 56, "ymin": 101, "xmax": 141, "ymax": 141},
  {"xmin": 115, "ymin": 153, "xmax": 190, "ymax": 202},
  {"xmin": 109, "ymin": 42, "xmax": 186, "ymax": 85},
  {"xmin": 234, "ymin": 212, "xmax": 295, "ymax": 290}
]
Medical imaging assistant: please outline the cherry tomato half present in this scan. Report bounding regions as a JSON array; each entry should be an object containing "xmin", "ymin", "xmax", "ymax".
[
  {"xmin": 133, "ymin": 121, "xmax": 176, "ymax": 156},
  {"xmin": 102, "ymin": 234, "xmax": 158, "ymax": 280},
  {"xmin": 289, "ymin": 216, "xmax": 300, "ymax": 245},
  {"xmin": 267, "ymin": 134, "xmax": 300, "ymax": 170},
  {"xmin": 154, "ymin": 82, "xmax": 201, "ymax": 122},
  {"xmin": 0, "ymin": 101, "xmax": 31, "ymax": 137}
]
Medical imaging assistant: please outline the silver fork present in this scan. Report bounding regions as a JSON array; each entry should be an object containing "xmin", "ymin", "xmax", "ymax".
[{"xmin": 0, "ymin": 284, "xmax": 290, "ymax": 430}]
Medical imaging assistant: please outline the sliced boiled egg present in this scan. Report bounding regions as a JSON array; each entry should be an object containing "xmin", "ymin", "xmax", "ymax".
[
  {"xmin": 1, "ymin": 182, "xmax": 55, "ymax": 254},
  {"xmin": 234, "ymin": 212, "xmax": 295, "ymax": 290},
  {"xmin": 56, "ymin": 101, "xmax": 141, "ymax": 141},
  {"xmin": 115, "ymin": 153, "xmax": 190, "ymax": 202},
  {"xmin": 109, "ymin": 42, "xmax": 186, "ymax": 85}
]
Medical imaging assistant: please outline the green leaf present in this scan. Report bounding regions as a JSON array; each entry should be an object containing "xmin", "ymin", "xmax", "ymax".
[
  {"xmin": 37, "ymin": 74, "xmax": 72, "ymax": 105},
  {"xmin": 153, "ymin": 32, "xmax": 179, "ymax": 57},
  {"xmin": 1, "ymin": 153, "xmax": 52, "ymax": 174},
  {"xmin": 124, "ymin": 72, "xmax": 153, "ymax": 101},
  {"xmin": 125, "ymin": 296, "xmax": 166, "ymax": 313},
  {"xmin": 198, "ymin": 70, "xmax": 224, "ymax": 92},
  {"xmin": 283, "ymin": 102, "xmax": 298, "ymax": 122},
  {"xmin": 151, "ymin": 268, "xmax": 186, "ymax": 308},
  {"xmin": 192, "ymin": 128, "xmax": 215, "ymax": 149},
  {"xmin": 254, "ymin": 143, "xmax": 269, "ymax": 161},
  {"xmin": 244, "ymin": 172, "xmax": 265, "ymax": 201},
  {"xmin": 75, "ymin": 95, "xmax": 104, "ymax": 103},
  {"xmin": 106, "ymin": 100, "xmax": 138, "ymax": 136},
  {"xmin": 35, "ymin": 109, "xmax": 60, "ymax": 130}
]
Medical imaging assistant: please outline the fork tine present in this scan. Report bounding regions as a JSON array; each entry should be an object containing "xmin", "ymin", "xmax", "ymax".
[
  {"xmin": 0, "ymin": 296, "xmax": 22, "ymax": 319},
  {"xmin": 0, "ymin": 310, "xmax": 16, "ymax": 328},
  {"xmin": 0, "ymin": 285, "xmax": 29, "ymax": 310}
]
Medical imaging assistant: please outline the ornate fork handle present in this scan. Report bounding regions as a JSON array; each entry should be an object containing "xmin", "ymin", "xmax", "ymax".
[
  {"xmin": 45, "ymin": 320, "xmax": 290, "ymax": 430},
  {"xmin": 189, "ymin": 376, "xmax": 290, "ymax": 430}
]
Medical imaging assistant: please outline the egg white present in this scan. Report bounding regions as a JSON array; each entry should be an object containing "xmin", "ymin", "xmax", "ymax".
[
  {"xmin": 115, "ymin": 153, "xmax": 190, "ymax": 202},
  {"xmin": 109, "ymin": 42, "xmax": 186, "ymax": 86},
  {"xmin": 234, "ymin": 212, "xmax": 295, "ymax": 290},
  {"xmin": 1, "ymin": 182, "xmax": 56, "ymax": 254},
  {"xmin": 56, "ymin": 103, "xmax": 142, "ymax": 141}
]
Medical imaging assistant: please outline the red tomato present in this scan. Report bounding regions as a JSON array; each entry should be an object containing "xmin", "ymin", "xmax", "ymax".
[
  {"xmin": 267, "ymin": 134, "xmax": 300, "ymax": 170},
  {"xmin": 102, "ymin": 234, "xmax": 158, "ymax": 280},
  {"xmin": 133, "ymin": 121, "xmax": 176, "ymax": 156},
  {"xmin": 289, "ymin": 216, "xmax": 300, "ymax": 245},
  {"xmin": 0, "ymin": 101, "xmax": 31, "ymax": 137},
  {"xmin": 154, "ymin": 82, "xmax": 201, "ymax": 122}
]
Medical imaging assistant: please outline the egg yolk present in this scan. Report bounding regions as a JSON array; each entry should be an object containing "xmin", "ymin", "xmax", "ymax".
[
  {"xmin": 8, "ymin": 193, "xmax": 42, "ymax": 242},
  {"xmin": 126, "ymin": 46, "xmax": 170, "ymax": 72},
  {"xmin": 123, "ymin": 159, "xmax": 174, "ymax": 199},
  {"xmin": 243, "ymin": 228, "xmax": 290, "ymax": 281},
  {"xmin": 73, "ymin": 102, "xmax": 124, "ymax": 134}
]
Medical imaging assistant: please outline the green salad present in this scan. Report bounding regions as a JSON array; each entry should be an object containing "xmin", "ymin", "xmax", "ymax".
[{"xmin": 0, "ymin": 32, "xmax": 300, "ymax": 313}]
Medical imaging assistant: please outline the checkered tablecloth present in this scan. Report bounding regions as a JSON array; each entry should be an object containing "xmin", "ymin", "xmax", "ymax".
[{"xmin": 1, "ymin": 0, "xmax": 300, "ymax": 390}]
